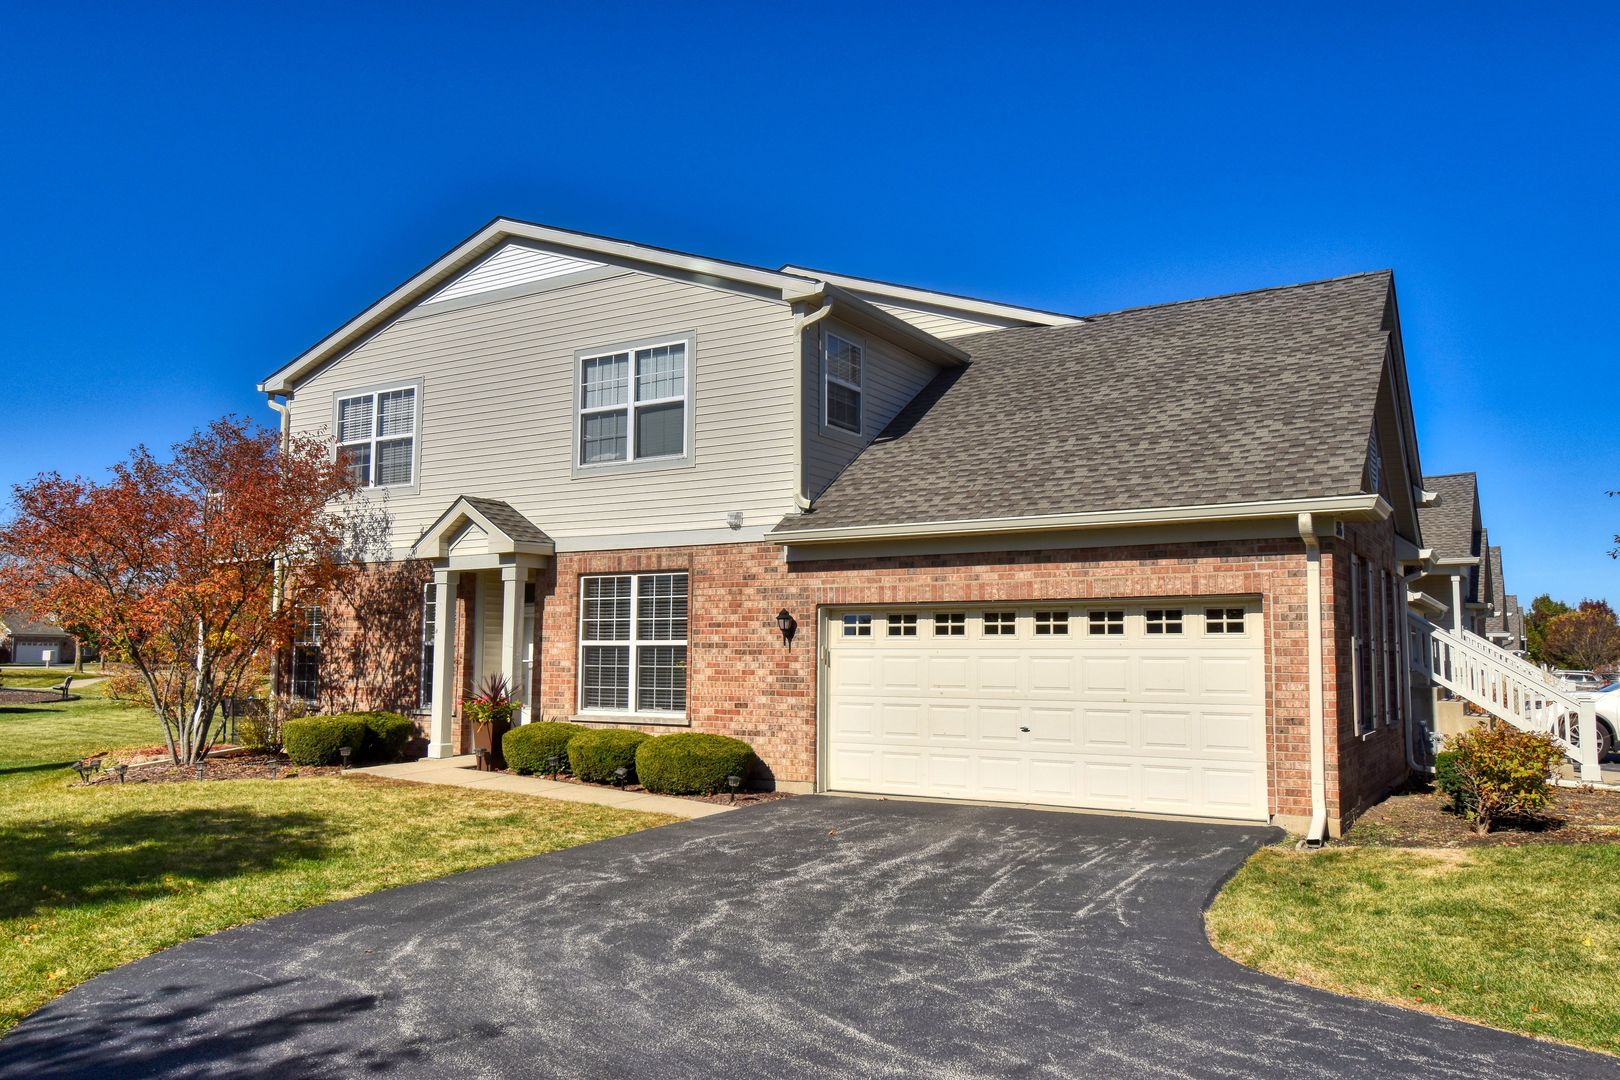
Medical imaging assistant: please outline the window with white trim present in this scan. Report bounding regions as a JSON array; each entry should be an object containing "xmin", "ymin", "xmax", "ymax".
[
  {"xmin": 824, "ymin": 332, "xmax": 863, "ymax": 433},
  {"xmin": 1087, "ymin": 610, "xmax": 1124, "ymax": 636},
  {"xmin": 841, "ymin": 613, "xmax": 872, "ymax": 637},
  {"xmin": 983, "ymin": 611, "xmax": 1017, "ymax": 636},
  {"xmin": 887, "ymin": 614, "xmax": 917, "ymax": 637},
  {"xmin": 336, "ymin": 387, "xmax": 417, "ymax": 488},
  {"xmin": 292, "ymin": 604, "xmax": 322, "ymax": 702},
  {"xmin": 1205, "ymin": 608, "xmax": 1246, "ymax": 634},
  {"xmin": 1034, "ymin": 611, "xmax": 1069, "ymax": 635},
  {"xmin": 579, "ymin": 573, "xmax": 688, "ymax": 714},
  {"xmin": 418, "ymin": 583, "xmax": 435, "ymax": 709},
  {"xmin": 1145, "ymin": 608, "xmax": 1184, "ymax": 635},
  {"xmin": 578, "ymin": 340, "xmax": 688, "ymax": 465},
  {"xmin": 933, "ymin": 612, "xmax": 965, "ymax": 636}
]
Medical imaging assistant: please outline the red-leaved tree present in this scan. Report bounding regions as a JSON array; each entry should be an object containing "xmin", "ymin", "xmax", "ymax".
[{"xmin": 0, "ymin": 416, "xmax": 369, "ymax": 763}]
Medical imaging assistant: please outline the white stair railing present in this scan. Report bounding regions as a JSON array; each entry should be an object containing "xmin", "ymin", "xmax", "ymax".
[{"xmin": 1408, "ymin": 613, "xmax": 1602, "ymax": 783}]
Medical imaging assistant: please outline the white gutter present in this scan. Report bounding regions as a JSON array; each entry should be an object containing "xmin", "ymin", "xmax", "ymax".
[
  {"xmin": 1298, "ymin": 512, "xmax": 1329, "ymax": 848},
  {"xmin": 265, "ymin": 392, "xmax": 292, "ymax": 712},
  {"xmin": 791, "ymin": 296, "xmax": 836, "ymax": 511},
  {"xmin": 773, "ymin": 495, "xmax": 1391, "ymax": 546}
]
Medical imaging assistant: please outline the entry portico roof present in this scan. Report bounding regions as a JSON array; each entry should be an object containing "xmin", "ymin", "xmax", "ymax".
[{"xmin": 410, "ymin": 496, "xmax": 554, "ymax": 560}]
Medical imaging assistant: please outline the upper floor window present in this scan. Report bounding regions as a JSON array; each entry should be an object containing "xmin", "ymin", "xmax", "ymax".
[
  {"xmin": 337, "ymin": 387, "xmax": 417, "ymax": 487},
  {"xmin": 578, "ymin": 340, "xmax": 688, "ymax": 466},
  {"xmin": 824, "ymin": 331, "xmax": 863, "ymax": 434}
]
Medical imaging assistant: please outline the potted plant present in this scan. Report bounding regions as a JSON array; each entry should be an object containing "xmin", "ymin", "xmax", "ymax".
[{"xmin": 462, "ymin": 673, "xmax": 518, "ymax": 770}]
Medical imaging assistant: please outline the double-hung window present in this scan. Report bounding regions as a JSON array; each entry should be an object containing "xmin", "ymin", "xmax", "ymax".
[
  {"xmin": 824, "ymin": 331, "xmax": 863, "ymax": 433},
  {"xmin": 579, "ymin": 572, "xmax": 688, "ymax": 715},
  {"xmin": 292, "ymin": 604, "xmax": 322, "ymax": 703},
  {"xmin": 336, "ymin": 387, "xmax": 417, "ymax": 487},
  {"xmin": 418, "ymin": 584, "xmax": 435, "ymax": 709},
  {"xmin": 578, "ymin": 340, "xmax": 688, "ymax": 465}
]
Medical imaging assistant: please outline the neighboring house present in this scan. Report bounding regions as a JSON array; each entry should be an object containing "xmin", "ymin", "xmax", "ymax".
[
  {"xmin": 259, "ymin": 218, "xmax": 1435, "ymax": 837},
  {"xmin": 0, "ymin": 611, "xmax": 76, "ymax": 665},
  {"xmin": 1503, "ymin": 593, "xmax": 1527, "ymax": 653},
  {"xmin": 1482, "ymin": 545, "xmax": 1513, "ymax": 648},
  {"xmin": 1411, "ymin": 472, "xmax": 1487, "ymax": 635}
]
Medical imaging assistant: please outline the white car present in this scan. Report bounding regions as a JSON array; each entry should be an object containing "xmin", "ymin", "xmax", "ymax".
[
  {"xmin": 1584, "ymin": 682, "xmax": 1620, "ymax": 761},
  {"xmin": 1556, "ymin": 670, "xmax": 1611, "ymax": 693}
]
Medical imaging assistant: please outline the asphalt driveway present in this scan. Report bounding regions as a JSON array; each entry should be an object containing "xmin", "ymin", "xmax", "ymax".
[{"xmin": 1, "ymin": 797, "xmax": 1613, "ymax": 1079}]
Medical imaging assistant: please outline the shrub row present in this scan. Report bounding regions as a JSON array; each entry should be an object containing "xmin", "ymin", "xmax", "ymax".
[
  {"xmin": 502, "ymin": 724, "xmax": 756, "ymax": 795},
  {"xmin": 284, "ymin": 711, "xmax": 415, "ymax": 766}
]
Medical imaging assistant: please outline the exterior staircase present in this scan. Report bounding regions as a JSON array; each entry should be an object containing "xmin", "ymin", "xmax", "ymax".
[{"xmin": 1407, "ymin": 614, "xmax": 1603, "ymax": 783}]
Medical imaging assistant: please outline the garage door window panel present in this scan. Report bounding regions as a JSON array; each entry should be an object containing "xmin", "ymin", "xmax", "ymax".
[
  {"xmin": 983, "ymin": 612, "xmax": 1017, "ymax": 636},
  {"xmin": 1146, "ymin": 609, "xmax": 1184, "ymax": 635},
  {"xmin": 1088, "ymin": 611, "xmax": 1125, "ymax": 636},
  {"xmin": 1205, "ymin": 608, "xmax": 1246, "ymax": 634},
  {"xmin": 933, "ymin": 613, "xmax": 965, "ymax": 636},
  {"xmin": 887, "ymin": 614, "xmax": 918, "ymax": 637}
]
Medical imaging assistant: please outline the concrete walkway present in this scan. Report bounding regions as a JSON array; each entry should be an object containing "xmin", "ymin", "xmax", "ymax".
[{"xmin": 347, "ymin": 755, "xmax": 731, "ymax": 819}]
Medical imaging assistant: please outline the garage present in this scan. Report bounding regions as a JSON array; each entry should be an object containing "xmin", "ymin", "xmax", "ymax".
[
  {"xmin": 823, "ymin": 601, "xmax": 1268, "ymax": 821},
  {"xmin": 12, "ymin": 638, "xmax": 66, "ymax": 665}
]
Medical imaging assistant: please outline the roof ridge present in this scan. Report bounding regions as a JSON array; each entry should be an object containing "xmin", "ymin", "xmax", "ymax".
[
  {"xmin": 1423, "ymin": 471, "xmax": 1477, "ymax": 480},
  {"xmin": 1078, "ymin": 269, "xmax": 1393, "ymax": 321}
]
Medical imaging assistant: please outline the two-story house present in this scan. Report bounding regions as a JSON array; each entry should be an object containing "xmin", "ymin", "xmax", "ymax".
[{"xmin": 260, "ymin": 218, "xmax": 1431, "ymax": 839}]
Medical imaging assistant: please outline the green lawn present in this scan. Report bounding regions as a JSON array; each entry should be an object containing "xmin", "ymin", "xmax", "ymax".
[
  {"xmin": 0, "ymin": 666, "xmax": 93, "ymax": 689},
  {"xmin": 1207, "ymin": 844, "xmax": 1620, "ymax": 1055},
  {"xmin": 0, "ymin": 687, "xmax": 677, "ymax": 1034}
]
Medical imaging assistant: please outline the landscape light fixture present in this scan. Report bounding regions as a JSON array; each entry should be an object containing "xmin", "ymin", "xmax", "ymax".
[
  {"xmin": 775, "ymin": 609, "xmax": 797, "ymax": 649},
  {"xmin": 546, "ymin": 754, "xmax": 561, "ymax": 780},
  {"xmin": 269, "ymin": 762, "xmax": 281, "ymax": 780},
  {"xmin": 726, "ymin": 775, "xmax": 742, "ymax": 803},
  {"xmin": 613, "ymin": 766, "xmax": 629, "ymax": 787},
  {"xmin": 73, "ymin": 760, "xmax": 98, "ymax": 785},
  {"xmin": 338, "ymin": 746, "xmax": 353, "ymax": 769},
  {"xmin": 113, "ymin": 763, "xmax": 128, "ymax": 784},
  {"xmin": 195, "ymin": 763, "xmax": 207, "ymax": 781}
]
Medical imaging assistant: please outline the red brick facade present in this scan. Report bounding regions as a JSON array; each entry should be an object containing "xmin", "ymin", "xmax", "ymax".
[{"xmin": 307, "ymin": 527, "xmax": 1410, "ymax": 834}]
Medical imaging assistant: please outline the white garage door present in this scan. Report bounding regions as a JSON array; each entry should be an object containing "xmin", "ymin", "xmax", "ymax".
[
  {"xmin": 824, "ymin": 602, "xmax": 1267, "ymax": 821},
  {"xmin": 13, "ymin": 640, "xmax": 58, "ymax": 664}
]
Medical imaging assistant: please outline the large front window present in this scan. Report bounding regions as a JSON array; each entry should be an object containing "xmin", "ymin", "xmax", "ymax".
[
  {"xmin": 579, "ymin": 572, "xmax": 688, "ymax": 714},
  {"xmin": 336, "ymin": 386, "xmax": 417, "ymax": 487},
  {"xmin": 578, "ymin": 340, "xmax": 688, "ymax": 465}
]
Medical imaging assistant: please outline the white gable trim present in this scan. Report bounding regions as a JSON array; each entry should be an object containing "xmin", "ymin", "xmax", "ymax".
[
  {"xmin": 410, "ymin": 496, "xmax": 555, "ymax": 560},
  {"xmin": 421, "ymin": 242, "xmax": 605, "ymax": 305},
  {"xmin": 778, "ymin": 265, "xmax": 1084, "ymax": 328},
  {"xmin": 259, "ymin": 218, "xmax": 828, "ymax": 395}
]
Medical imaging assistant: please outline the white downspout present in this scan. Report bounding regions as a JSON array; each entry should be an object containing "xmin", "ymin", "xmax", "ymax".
[
  {"xmin": 790, "ymin": 293, "xmax": 835, "ymax": 512},
  {"xmin": 1298, "ymin": 513, "xmax": 1329, "ymax": 848},
  {"xmin": 266, "ymin": 393, "xmax": 291, "ymax": 711}
]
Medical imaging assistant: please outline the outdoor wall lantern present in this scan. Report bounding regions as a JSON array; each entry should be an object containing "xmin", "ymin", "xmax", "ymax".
[{"xmin": 775, "ymin": 609, "xmax": 797, "ymax": 649}]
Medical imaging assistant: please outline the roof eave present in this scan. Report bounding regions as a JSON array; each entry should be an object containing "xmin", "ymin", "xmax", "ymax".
[{"xmin": 769, "ymin": 494, "xmax": 1391, "ymax": 546}]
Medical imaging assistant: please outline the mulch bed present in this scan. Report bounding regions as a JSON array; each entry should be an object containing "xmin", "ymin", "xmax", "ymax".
[
  {"xmin": 73, "ymin": 750, "xmax": 341, "ymax": 785},
  {"xmin": 0, "ymin": 687, "xmax": 70, "ymax": 705},
  {"xmin": 502, "ymin": 770, "xmax": 795, "ymax": 806},
  {"xmin": 1343, "ymin": 782, "xmax": 1620, "ymax": 847}
]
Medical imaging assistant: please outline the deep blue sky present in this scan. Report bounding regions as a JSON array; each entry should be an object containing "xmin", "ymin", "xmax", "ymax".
[{"xmin": 2, "ymin": 4, "xmax": 1616, "ymax": 605}]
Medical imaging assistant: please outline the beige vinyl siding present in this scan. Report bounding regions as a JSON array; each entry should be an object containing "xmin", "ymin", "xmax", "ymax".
[
  {"xmin": 869, "ymin": 300, "xmax": 1029, "ymax": 339},
  {"xmin": 803, "ymin": 319, "xmax": 943, "ymax": 498},
  {"xmin": 289, "ymin": 268, "xmax": 799, "ymax": 553}
]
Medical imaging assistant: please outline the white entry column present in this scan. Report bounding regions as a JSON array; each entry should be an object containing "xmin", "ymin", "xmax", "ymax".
[
  {"xmin": 500, "ymin": 565, "xmax": 528, "ymax": 719},
  {"xmin": 427, "ymin": 567, "xmax": 460, "ymax": 758}
]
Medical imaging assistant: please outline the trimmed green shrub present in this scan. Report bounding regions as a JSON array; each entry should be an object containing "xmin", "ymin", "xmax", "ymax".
[
  {"xmin": 351, "ymin": 711, "xmax": 414, "ymax": 762},
  {"xmin": 567, "ymin": 728, "xmax": 650, "ymax": 784},
  {"xmin": 1436, "ymin": 725, "xmax": 1566, "ymax": 833},
  {"xmin": 504, "ymin": 721, "xmax": 587, "ymax": 775},
  {"xmin": 635, "ymin": 733, "xmax": 756, "ymax": 795},
  {"xmin": 283, "ymin": 714, "xmax": 370, "ymax": 766}
]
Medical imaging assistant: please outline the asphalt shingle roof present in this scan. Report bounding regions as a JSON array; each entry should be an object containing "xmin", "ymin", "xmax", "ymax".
[
  {"xmin": 773, "ymin": 271, "xmax": 1394, "ymax": 534},
  {"xmin": 461, "ymin": 497, "xmax": 552, "ymax": 545},
  {"xmin": 1418, "ymin": 473, "xmax": 1480, "ymax": 562}
]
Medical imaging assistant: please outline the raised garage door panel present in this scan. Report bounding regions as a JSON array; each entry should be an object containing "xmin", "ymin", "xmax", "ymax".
[{"xmin": 825, "ymin": 604, "xmax": 1266, "ymax": 821}]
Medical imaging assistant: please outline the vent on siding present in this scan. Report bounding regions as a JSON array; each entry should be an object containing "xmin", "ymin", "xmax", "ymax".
[{"xmin": 422, "ymin": 242, "xmax": 604, "ymax": 305}]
